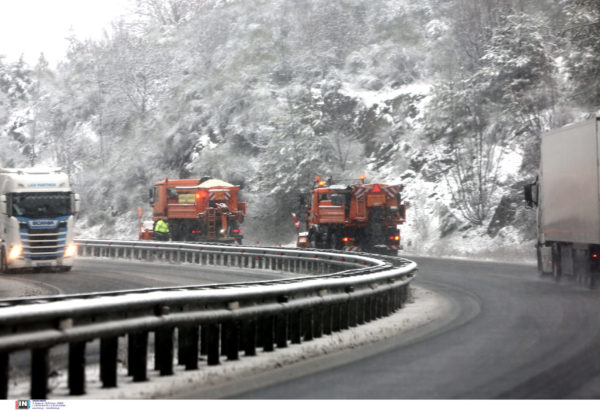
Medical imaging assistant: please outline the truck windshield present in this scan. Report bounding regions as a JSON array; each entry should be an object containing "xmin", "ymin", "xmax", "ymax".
[{"xmin": 11, "ymin": 192, "xmax": 72, "ymax": 218}]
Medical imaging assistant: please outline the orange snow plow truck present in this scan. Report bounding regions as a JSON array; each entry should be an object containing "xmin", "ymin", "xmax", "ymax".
[
  {"xmin": 295, "ymin": 176, "xmax": 406, "ymax": 255},
  {"xmin": 143, "ymin": 177, "xmax": 246, "ymax": 243}
]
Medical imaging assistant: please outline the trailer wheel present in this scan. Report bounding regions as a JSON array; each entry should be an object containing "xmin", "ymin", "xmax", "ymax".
[
  {"xmin": 584, "ymin": 256, "xmax": 597, "ymax": 289},
  {"xmin": 536, "ymin": 245, "xmax": 545, "ymax": 275},
  {"xmin": 583, "ymin": 272, "xmax": 595, "ymax": 289},
  {"xmin": 552, "ymin": 244, "xmax": 562, "ymax": 281}
]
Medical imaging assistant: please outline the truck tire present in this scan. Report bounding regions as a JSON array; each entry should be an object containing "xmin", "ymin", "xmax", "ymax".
[
  {"xmin": 0, "ymin": 248, "xmax": 7, "ymax": 274},
  {"xmin": 552, "ymin": 244, "xmax": 562, "ymax": 281},
  {"xmin": 583, "ymin": 254, "xmax": 596, "ymax": 289},
  {"xmin": 583, "ymin": 271, "xmax": 596, "ymax": 289},
  {"xmin": 330, "ymin": 232, "xmax": 339, "ymax": 250},
  {"xmin": 308, "ymin": 228, "xmax": 321, "ymax": 249}
]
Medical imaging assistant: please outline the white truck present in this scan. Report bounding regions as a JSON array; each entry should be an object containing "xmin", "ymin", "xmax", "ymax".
[
  {"xmin": 524, "ymin": 117, "xmax": 600, "ymax": 287},
  {"xmin": 0, "ymin": 168, "xmax": 80, "ymax": 273}
]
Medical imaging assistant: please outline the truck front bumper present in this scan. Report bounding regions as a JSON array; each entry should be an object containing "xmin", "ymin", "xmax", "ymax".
[{"xmin": 8, "ymin": 257, "xmax": 75, "ymax": 270}]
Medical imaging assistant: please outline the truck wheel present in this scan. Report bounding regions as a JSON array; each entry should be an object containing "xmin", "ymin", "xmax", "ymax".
[
  {"xmin": 330, "ymin": 232, "xmax": 339, "ymax": 250},
  {"xmin": 583, "ymin": 272, "xmax": 595, "ymax": 289},
  {"xmin": 552, "ymin": 244, "xmax": 562, "ymax": 281},
  {"xmin": 536, "ymin": 245, "xmax": 545, "ymax": 275},
  {"xmin": 0, "ymin": 249, "xmax": 7, "ymax": 274},
  {"xmin": 308, "ymin": 229, "xmax": 319, "ymax": 249},
  {"xmin": 583, "ymin": 255, "xmax": 596, "ymax": 289}
]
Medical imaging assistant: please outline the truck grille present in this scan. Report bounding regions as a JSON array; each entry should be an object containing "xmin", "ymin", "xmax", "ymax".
[{"xmin": 19, "ymin": 222, "xmax": 67, "ymax": 260}]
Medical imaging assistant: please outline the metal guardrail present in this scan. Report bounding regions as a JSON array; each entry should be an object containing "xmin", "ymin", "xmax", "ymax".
[{"xmin": 0, "ymin": 240, "xmax": 417, "ymax": 399}]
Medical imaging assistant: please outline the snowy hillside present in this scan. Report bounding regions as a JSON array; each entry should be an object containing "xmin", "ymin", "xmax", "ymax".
[{"xmin": 1, "ymin": 0, "xmax": 599, "ymax": 261}]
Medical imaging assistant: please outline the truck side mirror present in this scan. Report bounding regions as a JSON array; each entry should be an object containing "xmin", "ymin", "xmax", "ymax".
[
  {"xmin": 149, "ymin": 188, "xmax": 154, "ymax": 204},
  {"xmin": 0, "ymin": 195, "xmax": 6, "ymax": 215},
  {"xmin": 524, "ymin": 183, "xmax": 538, "ymax": 208},
  {"xmin": 73, "ymin": 193, "xmax": 81, "ymax": 215}
]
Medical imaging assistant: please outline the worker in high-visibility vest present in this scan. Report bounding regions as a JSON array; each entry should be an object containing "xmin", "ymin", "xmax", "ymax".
[{"xmin": 154, "ymin": 217, "xmax": 170, "ymax": 241}]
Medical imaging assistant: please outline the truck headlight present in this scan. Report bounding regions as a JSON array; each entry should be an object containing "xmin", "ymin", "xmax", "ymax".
[
  {"xmin": 64, "ymin": 244, "xmax": 77, "ymax": 258},
  {"xmin": 8, "ymin": 245, "xmax": 23, "ymax": 260}
]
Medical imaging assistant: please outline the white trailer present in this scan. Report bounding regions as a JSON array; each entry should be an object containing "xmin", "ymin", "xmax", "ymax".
[
  {"xmin": 525, "ymin": 117, "xmax": 600, "ymax": 287},
  {"xmin": 0, "ymin": 168, "xmax": 80, "ymax": 273}
]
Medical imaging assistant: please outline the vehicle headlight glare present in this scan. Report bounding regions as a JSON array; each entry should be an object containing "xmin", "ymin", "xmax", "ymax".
[
  {"xmin": 64, "ymin": 244, "xmax": 77, "ymax": 258},
  {"xmin": 8, "ymin": 245, "xmax": 23, "ymax": 260}
]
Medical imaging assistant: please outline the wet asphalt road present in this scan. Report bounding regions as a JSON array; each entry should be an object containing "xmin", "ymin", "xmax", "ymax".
[
  {"xmin": 2, "ymin": 256, "xmax": 304, "ymax": 297},
  {"xmin": 228, "ymin": 257, "xmax": 600, "ymax": 399}
]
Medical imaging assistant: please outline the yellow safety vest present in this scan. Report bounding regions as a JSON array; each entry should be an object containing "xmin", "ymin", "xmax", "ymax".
[{"xmin": 155, "ymin": 220, "xmax": 169, "ymax": 233}]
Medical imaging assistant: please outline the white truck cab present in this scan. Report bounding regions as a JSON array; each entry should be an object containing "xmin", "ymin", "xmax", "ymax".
[{"xmin": 0, "ymin": 167, "xmax": 80, "ymax": 273}]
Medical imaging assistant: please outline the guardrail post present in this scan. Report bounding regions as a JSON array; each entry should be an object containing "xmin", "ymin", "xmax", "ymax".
[
  {"xmin": 313, "ymin": 306, "xmax": 323, "ymax": 338},
  {"xmin": 276, "ymin": 314, "xmax": 288, "ymax": 348},
  {"xmin": 155, "ymin": 327, "xmax": 174, "ymax": 376},
  {"xmin": 348, "ymin": 299, "xmax": 357, "ymax": 327},
  {"xmin": 178, "ymin": 326, "xmax": 199, "ymax": 370},
  {"xmin": 398, "ymin": 286, "xmax": 404, "ymax": 307},
  {"xmin": 401, "ymin": 285, "xmax": 409, "ymax": 306},
  {"xmin": 373, "ymin": 295, "xmax": 380, "ymax": 319},
  {"xmin": 365, "ymin": 296, "xmax": 373, "ymax": 322},
  {"xmin": 200, "ymin": 326, "xmax": 208, "ymax": 356},
  {"xmin": 223, "ymin": 321, "xmax": 240, "ymax": 361},
  {"xmin": 392, "ymin": 287, "xmax": 400, "ymax": 311},
  {"xmin": 331, "ymin": 304, "xmax": 341, "ymax": 332},
  {"xmin": 243, "ymin": 320, "xmax": 257, "ymax": 356},
  {"xmin": 68, "ymin": 341, "xmax": 86, "ymax": 395},
  {"xmin": 100, "ymin": 337, "xmax": 118, "ymax": 388},
  {"xmin": 340, "ymin": 303, "xmax": 349, "ymax": 330},
  {"xmin": 220, "ymin": 323, "xmax": 227, "ymax": 356},
  {"xmin": 0, "ymin": 352, "xmax": 8, "ymax": 399},
  {"xmin": 262, "ymin": 316, "xmax": 275, "ymax": 352},
  {"xmin": 178, "ymin": 327, "xmax": 186, "ymax": 365},
  {"xmin": 323, "ymin": 305, "xmax": 332, "ymax": 335},
  {"xmin": 290, "ymin": 311, "xmax": 302, "ymax": 344},
  {"xmin": 129, "ymin": 332, "xmax": 148, "ymax": 382},
  {"xmin": 222, "ymin": 253, "xmax": 229, "ymax": 267},
  {"xmin": 256, "ymin": 318, "xmax": 264, "ymax": 347},
  {"xmin": 371, "ymin": 295, "xmax": 378, "ymax": 319},
  {"xmin": 382, "ymin": 292, "xmax": 391, "ymax": 317},
  {"xmin": 387, "ymin": 289, "xmax": 395, "ymax": 313},
  {"xmin": 394, "ymin": 286, "xmax": 402, "ymax": 310},
  {"xmin": 356, "ymin": 298, "xmax": 365, "ymax": 325},
  {"xmin": 303, "ymin": 309, "xmax": 314, "ymax": 341},
  {"xmin": 206, "ymin": 324, "xmax": 220, "ymax": 366},
  {"xmin": 31, "ymin": 348, "xmax": 49, "ymax": 399},
  {"xmin": 376, "ymin": 294, "xmax": 384, "ymax": 319}
]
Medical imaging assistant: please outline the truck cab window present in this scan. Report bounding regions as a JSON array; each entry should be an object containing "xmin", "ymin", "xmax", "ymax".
[
  {"xmin": 331, "ymin": 194, "xmax": 345, "ymax": 206},
  {"xmin": 10, "ymin": 193, "xmax": 72, "ymax": 218}
]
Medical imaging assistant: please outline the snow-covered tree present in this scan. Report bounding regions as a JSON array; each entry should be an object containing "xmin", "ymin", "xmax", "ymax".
[{"xmin": 561, "ymin": 0, "xmax": 600, "ymax": 111}]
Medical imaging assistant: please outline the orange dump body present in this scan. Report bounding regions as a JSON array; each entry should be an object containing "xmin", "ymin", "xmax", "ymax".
[
  {"xmin": 308, "ymin": 184, "xmax": 405, "ymax": 227},
  {"xmin": 298, "ymin": 179, "xmax": 406, "ymax": 254},
  {"xmin": 150, "ymin": 178, "xmax": 246, "ymax": 243}
]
